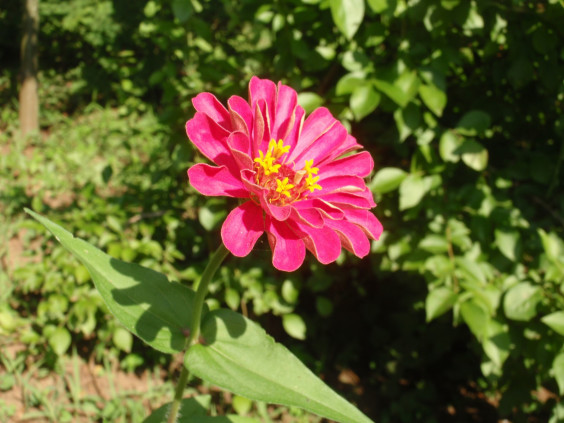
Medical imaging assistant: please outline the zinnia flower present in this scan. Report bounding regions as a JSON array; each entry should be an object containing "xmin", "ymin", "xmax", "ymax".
[{"xmin": 186, "ymin": 77, "xmax": 383, "ymax": 271}]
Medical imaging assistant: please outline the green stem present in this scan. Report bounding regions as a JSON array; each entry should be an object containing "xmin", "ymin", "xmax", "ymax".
[{"xmin": 167, "ymin": 244, "xmax": 230, "ymax": 423}]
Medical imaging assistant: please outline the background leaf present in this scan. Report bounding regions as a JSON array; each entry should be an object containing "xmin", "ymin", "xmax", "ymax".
[
  {"xmin": 329, "ymin": 0, "xmax": 365, "ymax": 40},
  {"xmin": 350, "ymin": 84, "xmax": 380, "ymax": 120},
  {"xmin": 456, "ymin": 110, "xmax": 491, "ymax": 136},
  {"xmin": 419, "ymin": 84, "xmax": 446, "ymax": 117},
  {"xmin": 282, "ymin": 313, "xmax": 307, "ymax": 340},
  {"xmin": 425, "ymin": 287, "xmax": 457, "ymax": 322},
  {"xmin": 503, "ymin": 282, "xmax": 542, "ymax": 322},
  {"xmin": 541, "ymin": 312, "xmax": 564, "ymax": 336},
  {"xmin": 370, "ymin": 167, "xmax": 407, "ymax": 194}
]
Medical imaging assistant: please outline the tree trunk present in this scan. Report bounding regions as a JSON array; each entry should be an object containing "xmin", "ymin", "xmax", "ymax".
[{"xmin": 19, "ymin": 0, "xmax": 39, "ymax": 136}]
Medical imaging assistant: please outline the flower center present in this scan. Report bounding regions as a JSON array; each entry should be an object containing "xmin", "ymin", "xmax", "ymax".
[{"xmin": 253, "ymin": 139, "xmax": 322, "ymax": 206}]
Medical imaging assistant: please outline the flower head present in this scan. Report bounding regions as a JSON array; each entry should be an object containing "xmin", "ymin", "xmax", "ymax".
[{"xmin": 186, "ymin": 77, "xmax": 383, "ymax": 271}]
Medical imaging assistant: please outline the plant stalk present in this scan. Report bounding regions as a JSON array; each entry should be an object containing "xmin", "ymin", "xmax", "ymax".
[{"xmin": 167, "ymin": 244, "xmax": 230, "ymax": 423}]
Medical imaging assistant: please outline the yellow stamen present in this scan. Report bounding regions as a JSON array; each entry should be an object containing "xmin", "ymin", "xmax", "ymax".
[
  {"xmin": 305, "ymin": 174, "xmax": 322, "ymax": 192},
  {"xmin": 276, "ymin": 177, "xmax": 294, "ymax": 198}
]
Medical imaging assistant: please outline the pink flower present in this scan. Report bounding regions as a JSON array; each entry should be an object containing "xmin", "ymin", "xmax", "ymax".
[{"xmin": 186, "ymin": 77, "xmax": 383, "ymax": 272}]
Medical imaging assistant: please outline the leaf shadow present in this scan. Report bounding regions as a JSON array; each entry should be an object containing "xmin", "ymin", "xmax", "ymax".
[
  {"xmin": 108, "ymin": 257, "xmax": 195, "ymax": 353},
  {"xmin": 200, "ymin": 309, "xmax": 247, "ymax": 346}
]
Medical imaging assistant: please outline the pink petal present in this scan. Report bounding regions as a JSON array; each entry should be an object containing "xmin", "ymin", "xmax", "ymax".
[
  {"xmin": 321, "ymin": 134, "xmax": 362, "ymax": 164},
  {"xmin": 325, "ymin": 219, "xmax": 370, "ymax": 258},
  {"xmin": 252, "ymin": 102, "xmax": 265, "ymax": 157},
  {"xmin": 272, "ymin": 82, "xmax": 298, "ymax": 142},
  {"xmin": 192, "ymin": 93, "xmax": 231, "ymax": 131},
  {"xmin": 308, "ymin": 199, "xmax": 345, "ymax": 220},
  {"xmin": 266, "ymin": 218, "xmax": 306, "ymax": 272},
  {"xmin": 345, "ymin": 209, "xmax": 384, "ymax": 240},
  {"xmin": 316, "ymin": 175, "xmax": 367, "ymax": 194},
  {"xmin": 318, "ymin": 188, "xmax": 376, "ymax": 208},
  {"xmin": 255, "ymin": 99, "xmax": 272, "ymax": 152},
  {"xmin": 186, "ymin": 113, "xmax": 238, "ymax": 172},
  {"xmin": 221, "ymin": 201, "xmax": 265, "ymax": 257},
  {"xmin": 260, "ymin": 196, "xmax": 292, "ymax": 221},
  {"xmin": 318, "ymin": 151, "xmax": 374, "ymax": 179},
  {"xmin": 284, "ymin": 105, "xmax": 305, "ymax": 153},
  {"xmin": 227, "ymin": 132, "xmax": 252, "ymax": 159},
  {"xmin": 293, "ymin": 221, "xmax": 341, "ymax": 264},
  {"xmin": 249, "ymin": 77, "xmax": 276, "ymax": 125},
  {"xmin": 187, "ymin": 164, "xmax": 248, "ymax": 198},
  {"xmin": 228, "ymin": 95, "xmax": 253, "ymax": 136},
  {"xmin": 289, "ymin": 107, "xmax": 336, "ymax": 160},
  {"xmin": 292, "ymin": 122, "xmax": 348, "ymax": 167},
  {"xmin": 290, "ymin": 206, "xmax": 324, "ymax": 228}
]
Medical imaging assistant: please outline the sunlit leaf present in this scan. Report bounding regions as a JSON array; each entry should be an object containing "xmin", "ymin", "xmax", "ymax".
[
  {"xmin": 495, "ymin": 229, "xmax": 520, "ymax": 261},
  {"xmin": 541, "ymin": 312, "xmax": 564, "ymax": 336},
  {"xmin": 367, "ymin": 0, "xmax": 389, "ymax": 13},
  {"xmin": 458, "ymin": 140, "xmax": 488, "ymax": 172},
  {"xmin": 554, "ymin": 353, "xmax": 564, "ymax": 395},
  {"xmin": 282, "ymin": 313, "xmax": 307, "ymax": 340},
  {"xmin": 419, "ymin": 84, "xmax": 446, "ymax": 117},
  {"xmin": 503, "ymin": 282, "xmax": 542, "ymax": 322},
  {"xmin": 329, "ymin": 0, "xmax": 365, "ymax": 39},
  {"xmin": 350, "ymin": 84, "xmax": 380, "ymax": 120},
  {"xmin": 426, "ymin": 287, "xmax": 457, "ymax": 322},
  {"xmin": 48, "ymin": 327, "xmax": 71, "ymax": 356},
  {"xmin": 26, "ymin": 209, "xmax": 195, "ymax": 354},
  {"xmin": 186, "ymin": 309, "xmax": 373, "ymax": 423},
  {"xmin": 370, "ymin": 167, "xmax": 407, "ymax": 194}
]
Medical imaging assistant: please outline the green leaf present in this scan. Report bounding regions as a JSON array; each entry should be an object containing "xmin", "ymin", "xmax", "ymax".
[
  {"xmin": 350, "ymin": 84, "xmax": 381, "ymax": 120},
  {"xmin": 143, "ymin": 396, "xmax": 259, "ymax": 423},
  {"xmin": 172, "ymin": 0, "xmax": 195, "ymax": 23},
  {"xmin": 199, "ymin": 201, "xmax": 228, "ymax": 231},
  {"xmin": 143, "ymin": 396, "xmax": 209, "ymax": 423},
  {"xmin": 282, "ymin": 313, "xmax": 307, "ymax": 340},
  {"xmin": 367, "ymin": 0, "xmax": 389, "ymax": 13},
  {"xmin": 374, "ymin": 69, "xmax": 419, "ymax": 108},
  {"xmin": 482, "ymin": 319, "xmax": 510, "ymax": 368},
  {"xmin": 399, "ymin": 174, "xmax": 430, "ymax": 210},
  {"xmin": 426, "ymin": 287, "xmax": 457, "ymax": 322},
  {"xmin": 186, "ymin": 309, "xmax": 373, "ymax": 423},
  {"xmin": 336, "ymin": 72, "xmax": 365, "ymax": 96},
  {"xmin": 48, "ymin": 327, "xmax": 71, "ymax": 356},
  {"xmin": 554, "ymin": 353, "xmax": 564, "ymax": 395},
  {"xmin": 495, "ymin": 229, "xmax": 520, "ymax": 261},
  {"xmin": 419, "ymin": 235, "xmax": 449, "ymax": 254},
  {"xmin": 225, "ymin": 288, "xmax": 240, "ymax": 311},
  {"xmin": 26, "ymin": 209, "xmax": 196, "ymax": 354},
  {"xmin": 113, "ymin": 326, "xmax": 133, "ymax": 353},
  {"xmin": 541, "ymin": 311, "xmax": 564, "ymax": 336},
  {"xmin": 538, "ymin": 229, "xmax": 564, "ymax": 263},
  {"xmin": 232, "ymin": 395, "xmax": 253, "ymax": 416},
  {"xmin": 503, "ymin": 282, "xmax": 542, "ymax": 322},
  {"xmin": 370, "ymin": 167, "xmax": 407, "ymax": 194},
  {"xmin": 419, "ymin": 84, "xmax": 447, "ymax": 117},
  {"xmin": 456, "ymin": 110, "xmax": 491, "ymax": 136},
  {"xmin": 393, "ymin": 103, "xmax": 421, "ymax": 142},
  {"xmin": 460, "ymin": 300, "xmax": 489, "ymax": 340},
  {"xmin": 316, "ymin": 296, "xmax": 334, "ymax": 317},
  {"xmin": 458, "ymin": 139, "xmax": 489, "ymax": 171},
  {"xmin": 439, "ymin": 131, "xmax": 462, "ymax": 163},
  {"xmin": 297, "ymin": 92, "xmax": 324, "ymax": 114},
  {"xmin": 281, "ymin": 279, "xmax": 300, "ymax": 304},
  {"xmin": 329, "ymin": 0, "xmax": 365, "ymax": 40}
]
